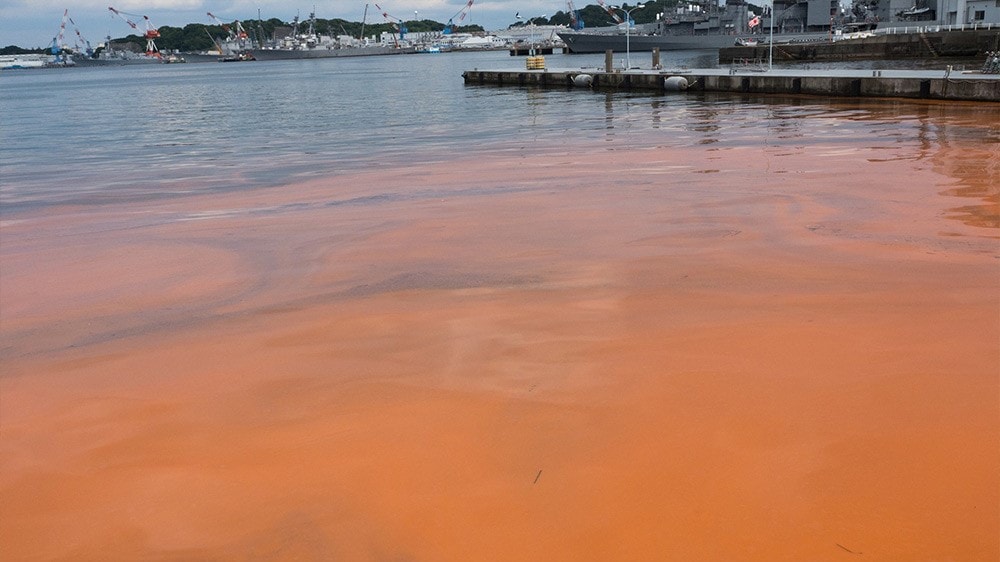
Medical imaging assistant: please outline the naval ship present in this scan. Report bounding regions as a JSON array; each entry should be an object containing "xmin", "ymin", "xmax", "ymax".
[
  {"xmin": 558, "ymin": 0, "xmax": 838, "ymax": 53},
  {"xmin": 243, "ymin": 10, "xmax": 416, "ymax": 60}
]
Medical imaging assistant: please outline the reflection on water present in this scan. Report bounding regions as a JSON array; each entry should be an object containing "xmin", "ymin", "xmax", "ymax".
[
  {"xmin": 649, "ymin": 98, "xmax": 664, "ymax": 129},
  {"xmin": 687, "ymin": 105, "xmax": 723, "ymax": 145},
  {"xmin": 942, "ymin": 185, "xmax": 1000, "ymax": 229},
  {"xmin": 0, "ymin": 53, "xmax": 997, "ymax": 232}
]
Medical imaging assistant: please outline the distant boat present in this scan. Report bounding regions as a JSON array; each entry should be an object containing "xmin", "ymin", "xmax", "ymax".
[
  {"xmin": 73, "ymin": 52, "xmax": 161, "ymax": 66},
  {"xmin": 72, "ymin": 38, "xmax": 161, "ymax": 66},
  {"xmin": 242, "ymin": 9, "xmax": 417, "ymax": 60},
  {"xmin": 0, "ymin": 54, "xmax": 49, "ymax": 69},
  {"xmin": 248, "ymin": 44, "xmax": 416, "ymax": 60},
  {"xmin": 0, "ymin": 53, "xmax": 73, "ymax": 69},
  {"xmin": 218, "ymin": 52, "xmax": 256, "ymax": 62}
]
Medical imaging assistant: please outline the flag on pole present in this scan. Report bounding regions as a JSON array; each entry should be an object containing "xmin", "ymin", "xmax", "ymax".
[{"xmin": 748, "ymin": 15, "xmax": 761, "ymax": 28}]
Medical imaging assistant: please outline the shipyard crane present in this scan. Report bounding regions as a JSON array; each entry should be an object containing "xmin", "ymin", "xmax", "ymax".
[
  {"xmin": 442, "ymin": 0, "xmax": 475, "ymax": 34},
  {"xmin": 207, "ymin": 12, "xmax": 237, "ymax": 42},
  {"xmin": 67, "ymin": 13, "xmax": 94, "ymax": 56},
  {"xmin": 48, "ymin": 36, "xmax": 67, "ymax": 65},
  {"xmin": 56, "ymin": 9, "xmax": 70, "ymax": 49},
  {"xmin": 596, "ymin": 0, "xmax": 624, "ymax": 23},
  {"xmin": 233, "ymin": 21, "xmax": 249, "ymax": 43},
  {"xmin": 375, "ymin": 3, "xmax": 407, "ymax": 45},
  {"xmin": 108, "ymin": 6, "xmax": 161, "ymax": 57},
  {"xmin": 207, "ymin": 12, "xmax": 250, "ymax": 49},
  {"xmin": 360, "ymin": 3, "xmax": 369, "ymax": 43},
  {"xmin": 56, "ymin": 9, "xmax": 90, "ymax": 55},
  {"xmin": 566, "ymin": 0, "xmax": 585, "ymax": 30}
]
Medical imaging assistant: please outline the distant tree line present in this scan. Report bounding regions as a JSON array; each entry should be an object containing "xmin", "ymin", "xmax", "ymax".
[
  {"xmin": 2, "ymin": 45, "xmax": 47, "ymax": 55},
  {"xmin": 119, "ymin": 18, "xmax": 486, "ymax": 53},
  {"xmin": 540, "ymin": 1, "xmax": 673, "ymax": 28}
]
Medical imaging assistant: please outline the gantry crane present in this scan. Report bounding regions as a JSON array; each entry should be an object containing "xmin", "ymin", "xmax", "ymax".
[
  {"xmin": 207, "ymin": 12, "xmax": 249, "ymax": 43},
  {"xmin": 443, "ymin": 0, "xmax": 475, "ymax": 34},
  {"xmin": 108, "ymin": 6, "xmax": 161, "ymax": 57},
  {"xmin": 567, "ymin": 0, "xmax": 585, "ymax": 30},
  {"xmin": 597, "ymin": 0, "xmax": 624, "ymax": 23},
  {"xmin": 57, "ymin": 9, "xmax": 94, "ymax": 56},
  {"xmin": 375, "ymin": 3, "xmax": 407, "ymax": 45},
  {"xmin": 207, "ymin": 12, "xmax": 236, "ymax": 42}
]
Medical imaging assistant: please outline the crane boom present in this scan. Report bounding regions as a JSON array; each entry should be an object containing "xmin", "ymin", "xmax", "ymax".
[
  {"xmin": 375, "ymin": 3, "xmax": 406, "ymax": 45},
  {"xmin": 443, "ymin": 0, "xmax": 475, "ymax": 34},
  {"xmin": 57, "ymin": 9, "xmax": 69, "ymax": 49},
  {"xmin": 597, "ymin": 0, "xmax": 624, "ymax": 23},
  {"xmin": 207, "ymin": 12, "xmax": 235, "ymax": 41},
  {"xmin": 67, "ymin": 14, "xmax": 93, "ymax": 55},
  {"xmin": 567, "ymin": 0, "xmax": 585, "ymax": 30},
  {"xmin": 360, "ymin": 3, "xmax": 368, "ymax": 42},
  {"xmin": 108, "ymin": 6, "xmax": 161, "ymax": 56},
  {"xmin": 56, "ymin": 9, "xmax": 94, "ymax": 57}
]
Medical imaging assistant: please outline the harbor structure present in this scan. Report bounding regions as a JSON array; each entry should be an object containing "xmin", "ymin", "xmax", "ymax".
[
  {"xmin": 462, "ymin": 64, "xmax": 1000, "ymax": 102},
  {"xmin": 867, "ymin": 0, "xmax": 1000, "ymax": 26},
  {"xmin": 558, "ymin": 0, "xmax": 1000, "ymax": 53}
]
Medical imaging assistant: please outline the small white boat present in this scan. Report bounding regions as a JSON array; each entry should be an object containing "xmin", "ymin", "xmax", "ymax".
[{"xmin": 0, "ymin": 54, "xmax": 49, "ymax": 69}]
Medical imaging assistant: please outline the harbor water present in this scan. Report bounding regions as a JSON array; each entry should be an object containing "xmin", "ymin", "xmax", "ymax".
[
  {"xmin": 0, "ymin": 49, "xmax": 989, "ymax": 211},
  {"xmin": 1, "ymin": 50, "xmax": 722, "ymax": 211},
  {"xmin": 1, "ymin": 50, "xmax": 998, "ymax": 561}
]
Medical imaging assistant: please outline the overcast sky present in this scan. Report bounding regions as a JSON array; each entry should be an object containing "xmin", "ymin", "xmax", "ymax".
[{"xmin": 0, "ymin": 0, "xmax": 557, "ymax": 49}]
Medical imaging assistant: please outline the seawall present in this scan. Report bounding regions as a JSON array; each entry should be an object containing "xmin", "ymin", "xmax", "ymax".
[{"xmin": 462, "ymin": 67, "xmax": 1000, "ymax": 102}]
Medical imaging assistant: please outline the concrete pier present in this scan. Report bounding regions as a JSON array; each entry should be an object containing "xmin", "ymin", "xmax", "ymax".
[{"xmin": 462, "ymin": 66, "xmax": 1000, "ymax": 102}]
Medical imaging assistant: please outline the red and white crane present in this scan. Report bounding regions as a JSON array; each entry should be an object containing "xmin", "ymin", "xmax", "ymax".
[
  {"xmin": 55, "ymin": 9, "xmax": 94, "ymax": 57},
  {"xmin": 207, "ymin": 11, "xmax": 236, "ymax": 42},
  {"xmin": 443, "ymin": 0, "xmax": 474, "ymax": 34},
  {"xmin": 108, "ymin": 6, "xmax": 161, "ymax": 57},
  {"xmin": 67, "ymin": 13, "xmax": 93, "ymax": 55},
  {"xmin": 596, "ymin": 0, "xmax": 624, "ymax": 23},
  {"xmin": 375, "ymin": 3, "xmax": 407, "ymax": 46},
  {"xmin": 207, "ymin": 12, "xmax": 249, "ymax": 42}
]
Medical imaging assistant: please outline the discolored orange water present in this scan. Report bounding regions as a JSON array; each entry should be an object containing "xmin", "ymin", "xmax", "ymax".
[{"xmin": 1, "ymin": 102, "xmax": 998, "ymax": 561}]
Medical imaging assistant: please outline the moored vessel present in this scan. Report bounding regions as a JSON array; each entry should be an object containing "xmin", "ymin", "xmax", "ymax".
[
  {"xmin": 241, "ymin": 9, "xmax": 418, "ymax": 61},
  {"xmin": 248, "ymin": 44, "xmax": 416, "ymax": 60},
  {"xmin": 559, "ymin": 0, "xmax": 838, "ymax": 53},
  {"xmin": 0, "ymin": 54, "xmax": 51, "ymax": 69}
]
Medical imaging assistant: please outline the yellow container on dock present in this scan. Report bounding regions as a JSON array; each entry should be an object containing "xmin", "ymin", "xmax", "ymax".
[{"xmin": 526, "ymin": 55, "xmax": 545, "ymax": 70}]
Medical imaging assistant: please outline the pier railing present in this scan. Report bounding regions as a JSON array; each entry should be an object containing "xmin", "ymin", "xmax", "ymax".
[{"xmin": 874, "ymin": 22, "xmax": 998, "ymax": 35}]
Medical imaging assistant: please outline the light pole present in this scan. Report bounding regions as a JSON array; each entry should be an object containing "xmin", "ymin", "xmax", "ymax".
[
  {"xmin": 529, "ymin": 14, "xmax": 546, "ymax": 55},
  {"xmin": 768, "ymin": 1, "xmax": 774, "ymax": 70},
  {"xmin": 612, "ymin": 4, "xmax": 645, "ymax": 70}
]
